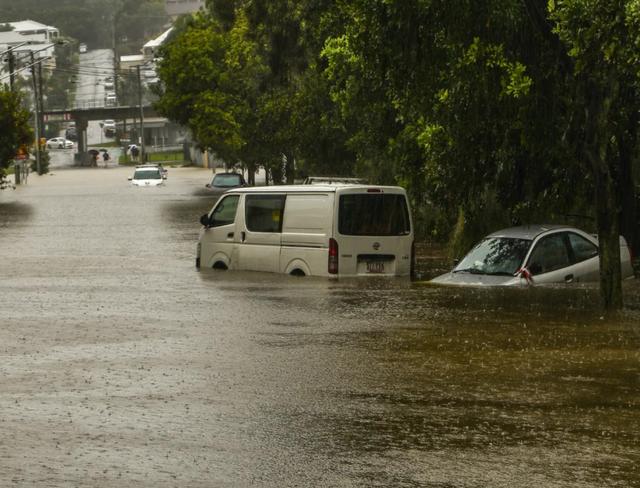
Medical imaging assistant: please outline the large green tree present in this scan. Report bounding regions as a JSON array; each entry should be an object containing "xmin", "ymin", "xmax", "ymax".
[
  {"xmin": 0, "ymin": 88, "xmax": 33, "ymax": 187},
  {"xmin": 549, "ymin": 0, "xmax": 640, "ymax": 308}
]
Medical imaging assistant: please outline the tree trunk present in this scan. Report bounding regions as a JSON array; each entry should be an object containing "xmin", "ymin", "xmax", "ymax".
[
  {"xmin": 284, "ymin": 151, "xmax": 295, "ymax": 184},
  {"xmin": 593, "ymin": 162, "xmax": 623, "ymax": 309},
  {"xmin": 617, "ymin": 114, "xmax": 639, "ymax": 256},
  {"xmin": 584, "ymin": 77, "xmax": 624, "ymax": 310}
]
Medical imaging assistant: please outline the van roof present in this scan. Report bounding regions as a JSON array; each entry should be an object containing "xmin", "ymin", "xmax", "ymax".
[{"xmin": 224, "ymin": 184, "xmax": 406, "ymax": 194}]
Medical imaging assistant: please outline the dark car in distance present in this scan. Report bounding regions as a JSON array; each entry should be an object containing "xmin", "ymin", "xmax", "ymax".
[{"xmin": 205, "ymin": 172, "xmax": 247, "ymax": 195}]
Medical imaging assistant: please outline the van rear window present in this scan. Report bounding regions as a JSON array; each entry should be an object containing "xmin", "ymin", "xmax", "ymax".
[{"xmin": 338, "ymin": 194, "xmax": 411, "ymax": 236}]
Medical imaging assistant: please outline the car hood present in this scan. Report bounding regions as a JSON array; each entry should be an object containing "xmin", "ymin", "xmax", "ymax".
[{"xmin": 430, "ymin": 271, "xmax": 524, "ymax": 287}]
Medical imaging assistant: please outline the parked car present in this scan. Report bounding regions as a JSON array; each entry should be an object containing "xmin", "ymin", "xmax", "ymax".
[
  {"xmin": 430, "ymin": 225, "xmax": 635, "ymax": 286},
  {"xmin": 128, "ymin": 165, "xmax": 164, "ymax": 187},
  {"xmin": 205, "ymin": 172, "xmax": 247, "ymax": 195},
  {"xmin": 79, "ymin": 43, "xmax": 87, "ymax": 54},
  {"xmin": 197, "ymin": 184, "xmax": 415, "ymax": 277},
  {"xmin": 136, "ymin": 163, "xmax": 167, "ymax": 179},
  {"xmin": 104, "ymin": 93, "xmax": 117, "ymax": 107},
  {"xmin": 46, "ymin": 137, "xmax": 74, "ymax": 149},
  {"xmin": 65, "ymin": 127, "xmax": 77, "ymax": 141},
  {"xmin": 102, "ymin": 119, "xmax": 116, "ymax": 137}
]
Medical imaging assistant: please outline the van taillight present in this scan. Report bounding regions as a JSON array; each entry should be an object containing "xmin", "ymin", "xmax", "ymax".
[{"xmin": 328, "ymin": 238, "xmax": 339, "ymax": 274}]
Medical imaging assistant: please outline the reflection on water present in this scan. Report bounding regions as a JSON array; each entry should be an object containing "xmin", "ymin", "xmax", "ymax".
[
  {"xmin": 197, "ymin": 267, "xmax": 640, "ymax": 486},
  {"xmin": 0, "ymin": 201, "xmax": 34, "ymax": 237}
]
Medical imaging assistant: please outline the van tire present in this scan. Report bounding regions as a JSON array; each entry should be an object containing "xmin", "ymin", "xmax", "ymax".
[
  {"xmin": 290, "ymin": 269, "xmax": 306, "ymax": 277},
  {"xmin": 212, "ymin": 261, "xmax": 228, "ymax": 270}
]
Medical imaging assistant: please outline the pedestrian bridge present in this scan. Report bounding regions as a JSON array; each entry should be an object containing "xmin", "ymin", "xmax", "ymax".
[{"xmin": 42, "ymin": 105, "xmax": 160, "ymax": 162}]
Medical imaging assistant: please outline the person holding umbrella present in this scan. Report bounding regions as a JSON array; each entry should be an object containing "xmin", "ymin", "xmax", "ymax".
[
  {"xmin": 88, "ymin": 149, "xmax": 100, "ymax": 166},
  {"xmin": 101, "ymin": 149, "xmax": 110, "ymax": 167}
]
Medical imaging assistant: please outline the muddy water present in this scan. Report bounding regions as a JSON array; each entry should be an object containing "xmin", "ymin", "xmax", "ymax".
[{"xmin": 0, "ymin": 167, "xmax": 638, "ymax": 487}]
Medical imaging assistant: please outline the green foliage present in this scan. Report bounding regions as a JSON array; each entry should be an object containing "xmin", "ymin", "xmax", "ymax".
[
  {"xmin": 0, "ymin": 89, "xmax": 33, "ymax": 187},
  {"xmin": 157, "ymin": 0, "xmax": 637, "ymax": 290}
]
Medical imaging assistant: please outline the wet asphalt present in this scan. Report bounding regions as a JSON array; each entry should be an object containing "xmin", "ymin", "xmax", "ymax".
[{"xmin": 0, "ymin": 166, "xmax": 639, "ymax": 487}]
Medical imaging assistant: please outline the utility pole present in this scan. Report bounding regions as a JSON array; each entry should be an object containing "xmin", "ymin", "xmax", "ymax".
[
  {"xmin": 136, "ymin": 65, "xmax": 145, "ymax": 161},
  {"xmin": 30, "ymin": 52, "xmax": 41, "ymax": 175},
  {"xmin": 38, "ymin": 62, "xmax": 45, "ymax": 139},
  {"xmin": 8, "ymin": 50, "xmax": 15, "ymax": 90}
]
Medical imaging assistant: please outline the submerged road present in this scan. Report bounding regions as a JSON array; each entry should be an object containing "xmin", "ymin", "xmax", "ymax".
[{"xmin": 0, "ymin": 166, "xmax": 639, "ymax": 487}]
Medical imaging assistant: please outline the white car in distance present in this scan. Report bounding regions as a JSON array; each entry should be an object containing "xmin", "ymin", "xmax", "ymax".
[
  {"xmin": 46, "ymin": 137, "xmax": 74, "ymax": 149},
  {"xmin": 128, "ymin": 166, "xmax": 165, "ymax": 187}
]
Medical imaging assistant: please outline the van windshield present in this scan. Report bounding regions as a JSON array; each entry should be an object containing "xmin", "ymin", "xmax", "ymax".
[{"xmin": 339, "ymin": 193, "xmax": 411, "ymax": 236}]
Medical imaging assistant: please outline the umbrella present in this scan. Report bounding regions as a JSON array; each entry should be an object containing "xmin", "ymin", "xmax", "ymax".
[{"xmin": 88, "ymin": 149, "xmax": 99, "ymax": 156}]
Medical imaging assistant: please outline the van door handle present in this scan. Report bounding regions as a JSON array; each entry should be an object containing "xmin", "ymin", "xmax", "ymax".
[
  {"xmin": 564, "ymin": 274, "xmax": 574, "ymax": 283},
  {"xmin": 227, "ymin": 232, "xmax": 234, "ymax": 239},
  {"xmin": 241, "ymin": 231, "xmax": 246, "ymax": 242}
]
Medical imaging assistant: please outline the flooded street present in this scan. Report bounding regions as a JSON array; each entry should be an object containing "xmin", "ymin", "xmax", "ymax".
[{"xmin": 0, "ymin": 167, "xmax": 639, "ymax": 487}]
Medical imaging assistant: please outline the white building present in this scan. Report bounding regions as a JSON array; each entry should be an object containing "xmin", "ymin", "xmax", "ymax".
[
  {"xmin": 0, "ymin": 20, "xmax": 60, "ymax": 81},
  {"xmin": 142, "ymin": 27, "xmax": 174, "ymax": 61},
  {"xmin": 6, "ymin": 20, "xmax": 60, "ymax": 42},
  {"xmin": 165, "ymin": 0, "xmax": 205, "ymax": 19}
]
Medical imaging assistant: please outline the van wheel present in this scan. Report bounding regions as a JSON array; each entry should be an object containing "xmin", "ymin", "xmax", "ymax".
[
  {"xmin": 290, "ymin": 269, "xmax": 306, "ymax": 277},
  {"xmin": 212, "ymin": 261, "xmax": 228, "ymax": 270}
]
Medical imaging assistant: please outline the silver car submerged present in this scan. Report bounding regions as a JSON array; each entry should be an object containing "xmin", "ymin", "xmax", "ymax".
[{"xmin": 431, "ymin": 225, "xmax": 635, "ymax": 286}]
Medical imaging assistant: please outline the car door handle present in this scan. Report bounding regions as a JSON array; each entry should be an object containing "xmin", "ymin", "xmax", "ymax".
[
  {"xmin": 227, "ymin": 232, "xmax": 234, "ymax": 239},
  {"xmin": 564, "ymin": 274, "xmax": 574, "ymax": 283}
]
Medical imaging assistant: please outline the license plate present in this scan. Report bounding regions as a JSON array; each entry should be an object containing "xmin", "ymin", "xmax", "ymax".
[{"xmin": 366, "ymin": 261, "xmax": 385, "ymax": 273}]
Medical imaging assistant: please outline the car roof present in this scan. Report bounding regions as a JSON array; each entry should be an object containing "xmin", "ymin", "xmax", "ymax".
[{"xmin": 487, "ymin": 224, "xmax": 576, "ymax": 240}]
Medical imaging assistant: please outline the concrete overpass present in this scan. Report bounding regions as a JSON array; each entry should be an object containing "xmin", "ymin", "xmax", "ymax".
[{"xmin": 43, "ymin": 105, "xmax": 161, "ymax": 163}]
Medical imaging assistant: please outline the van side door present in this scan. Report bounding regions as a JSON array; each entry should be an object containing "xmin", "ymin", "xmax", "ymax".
[
  {"xmin": 236, "ymin": 194, "xmax": 285, "ymax": 273},
  {"xmin": 200, "ymin": 194, "xmax": 240, "ymax": 269}
]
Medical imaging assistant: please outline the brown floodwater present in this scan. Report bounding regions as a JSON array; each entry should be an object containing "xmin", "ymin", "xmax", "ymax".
[{"xmin": 0, "ymin": 167, "xmax": 638, "ymax": 487}]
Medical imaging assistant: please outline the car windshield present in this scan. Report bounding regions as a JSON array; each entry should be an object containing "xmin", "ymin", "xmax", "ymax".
[
  {"xmin": 212, "ymin": 174, "xmax": 242, "ymax": 187},
  {"xmin": 134, "ymin": 169, "xmax": 161, "ymax": 180},
  {"xmin": 453, "ymin": 237, "xmax": 532, "ymax": 275}
]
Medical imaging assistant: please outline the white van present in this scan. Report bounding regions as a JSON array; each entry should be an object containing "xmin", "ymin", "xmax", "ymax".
[{"xmin": 196, "ymin": 185, "xmax": 414, "ymax": 277}]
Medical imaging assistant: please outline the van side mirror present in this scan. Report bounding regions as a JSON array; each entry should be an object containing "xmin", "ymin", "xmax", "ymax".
[
  {"xmin": 205, "ymin": 183, "xmax": 211, "ymax": 188},
  {"xmin": 200, "ymin": 214, "xmax": 211, "ymax": 227},
  {"xmin": 128, "ymin": 177, "xmax": 132, "ymax": 181}
]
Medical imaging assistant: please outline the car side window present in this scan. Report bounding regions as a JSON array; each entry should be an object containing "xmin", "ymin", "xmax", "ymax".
[
  {"xmin": 245, "ymin": 195, "xmax": 285, "ymax": 233},
  {"xmin": 527, "ymin": 233, "xmax": 571, "ymax": 275},
  {"xmin": 568, "ymin": 233, "xmax": 598, "ymax": 263},
  {"xmin": 211, "ymin": 195, "xmax": 240, "ymax": 227}
]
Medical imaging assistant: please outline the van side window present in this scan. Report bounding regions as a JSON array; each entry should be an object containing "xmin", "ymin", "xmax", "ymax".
[
  {"xmin": 245, "ymin": 195, "xmax": 285, "ymax": 233},
  {"xmin": 211, "ymin": 195, "xmax": 239, "ymax": 227}
]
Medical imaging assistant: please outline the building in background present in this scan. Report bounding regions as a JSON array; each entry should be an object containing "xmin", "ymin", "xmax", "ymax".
[
  {"xmin": 165, "ymin": 0, "xmax": 205, "ymax": 19},
  {"xmin": 0, "ymin": 20, "xmax": 60, "ymax": 79}
]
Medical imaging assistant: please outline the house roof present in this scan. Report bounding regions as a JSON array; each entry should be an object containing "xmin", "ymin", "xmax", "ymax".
[
  {"xmin": 143, "ymin": 27, "xmax": 174, "ymax": 49},
  {"xmin": 8, "ymin": 20, "xmax": 59, "ymax": 33}
]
